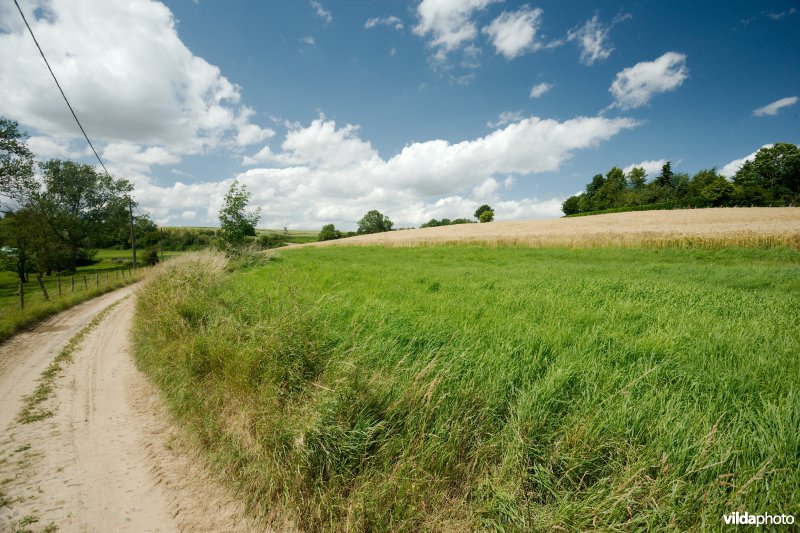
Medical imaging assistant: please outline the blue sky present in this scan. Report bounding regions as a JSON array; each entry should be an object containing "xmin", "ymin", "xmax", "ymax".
[{"xmin": 1, "ymin": 0, "xmax": 798, "ymax": 229}]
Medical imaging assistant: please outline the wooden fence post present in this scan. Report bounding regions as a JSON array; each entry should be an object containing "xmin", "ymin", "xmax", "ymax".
[
  {"xmin": 95, "ymin": 273, "xmax": 99, "ymax": 287},
  {"xmin": 57, "ymin": 276, "xmax": 62, "ymax": 297},
  {"xmin": 83, "ymin": 275, "xmax": 88, "ymax": 289},
  {"xmin": 19, "ymin": 282, "xmax": 24, "ymax": 309},
  {"xmin": 36, "ymin": 274, "xmax": 50, "ymax": 301},
  {"xmin": 71, "ymin": 275, "xmax": 75, "ymax": 293}
]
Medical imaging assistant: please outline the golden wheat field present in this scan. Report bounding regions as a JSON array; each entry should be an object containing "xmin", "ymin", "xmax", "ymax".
[{"xmin": 310, "ymin": 207, "xmax": 800, "ymax": 248}]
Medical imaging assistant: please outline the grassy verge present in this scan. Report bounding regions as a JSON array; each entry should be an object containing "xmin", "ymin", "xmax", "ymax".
[
  {"xmin": 133, "ymin": 247, "xmax": 800, "ymax": 531},
  {"xmin": 0, "ymin": 268, "xmax": 146, "ymax": 344}
]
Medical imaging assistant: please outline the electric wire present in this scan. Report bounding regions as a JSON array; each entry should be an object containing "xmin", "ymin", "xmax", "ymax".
[{"xmin": 13, "ymin": 0, "xmax": 112, "ymax": 180}]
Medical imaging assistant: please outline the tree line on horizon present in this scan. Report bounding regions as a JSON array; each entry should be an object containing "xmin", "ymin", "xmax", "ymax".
[
  {"xmin": 319, "ymin": 204, "xmax": 496, "ymax": 241},
  {"xmin": 562, "ymin": 143, "xmax": 800, "ymax": 216}
]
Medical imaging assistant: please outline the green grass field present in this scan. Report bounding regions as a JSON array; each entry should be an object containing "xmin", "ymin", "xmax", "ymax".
[{"xmin": 133, "ymin": 246, "xmax": 800, "ymax": 531}]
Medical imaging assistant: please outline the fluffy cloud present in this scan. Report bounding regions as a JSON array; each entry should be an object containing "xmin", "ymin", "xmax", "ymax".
[
  {"xmin": 0, "ymin": 0, "xmax": 270, "ymax": 159},
  {"xmin": 486, "ymin": 111, "xmax": 523, "ymax": 128},
  {"xmin": 752, "ymin": 96, "xmax": 797, "ymax": 117},
  {"xmin": 567, "ymin": 13, "xmax": 629, "ymax": 65},
  {"xmin": 529, "ymin": 82, "xmax": 553, "ymax": 98},
  {"xmin": 719, "ymin": 145, "xmax": 773, "ymax": 177},
  {"xmin": 622, "ymin": 159, "xmax": 667, "ymax": 177},
  {"xmin": 609, "ymin": 52, "xmax": 688, "ymax": 109},
  {"xmin": 365, "ymin": 16, "xmax": 404, "ymax": 30},
  {"xmin": 310, "ymin": 1, "xmax": 332, "ymax": 24},
  {"xmin": 414, "ymin": 0, "xmax": 498, "ymax": 60},
  {"xmin": 483, "ymin": 6, "xmax": 543, "ymax": 59},
  {"xmin": 136, "ymin": 113, "xmax": 637, "ymax": 228},
  {"xmin": 214, "ymin": 113, "xmax": 640, "ymax": 228}
]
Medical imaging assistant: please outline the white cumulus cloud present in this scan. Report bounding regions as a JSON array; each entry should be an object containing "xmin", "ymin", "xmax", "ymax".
[
  {"xmin": 622, "ymin": 159, "xmax": 667, "ymax": 177},
  {"xmin": 609, "ymin": 52, "xmax": 688, "ymax": 109},
  {"xmin": 413, "ymin": 0, "xmax": 499, "ymax": 61},
  {"xmin": 0, "ymin": 0, "xmax": 270, "ymax": 160},
  {"xmin": 486, "ymin": 111, "xmax": 523, "ymax": 128},
  {"xmin": 567, "ymin": 13, "xmax": 629, "ymax": 65},
  {"xmin": 529, "ymin": 82, "xmax": 553, "ymax": 98},
  {"xmin": 483, "ymin": 6, "xmax": 544, "ymax": 59},
  {"xmin": 752, "ymin": 96, "xmax": 798, "ymax": 117},
  {"xmin": 365, "ymin": 16, "xmax": 404, "ymax": 30}
]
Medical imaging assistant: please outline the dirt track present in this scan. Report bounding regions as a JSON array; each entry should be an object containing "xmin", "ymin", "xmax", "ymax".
[{"xmin": 0, "ymin": 285, "xmax": 258, "ymax": 532}]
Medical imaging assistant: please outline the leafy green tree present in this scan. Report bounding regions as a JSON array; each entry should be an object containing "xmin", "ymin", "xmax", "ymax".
[
  {"xmin": 562, "ymin": 195, "xmax": 581, "ymax": 215},
  {"xmin": 0, "ymin": 118, "xmax": 37, "ymax": 207},
  {"xmin": 733, "ymin": 143, "xmax": 800, "ymax": 205},
  {"xmin": 357, "ymin": 210, "xmax": 393, "ymax": 234},
  {"xmin": 627, "ymin": 167, "xmax": 647, "ymax": 189},
  {"xmin": 39, "ymin": 159, "xmax": 134, "ymax": 270},
  {"xmin": 700, "ymin": 176, "xmax": 735, "ymax": 206},
  {"xmin": 479, "ymin": 209, "xmax": 494, "ymax": 223},
  {"xmin": 219, "ymin": 180, "xmax": 261, "ymax": 246},
  {"xmin": 656, "ymin": 162, "xmax": 674, "ymax": 188},
  {"xmin": 318, "ymin": 223, "xmax": 342, "ymax": 241},
  {"xmin": 474, "ymin": 204, "xmax": 493, "ymax": 220}
]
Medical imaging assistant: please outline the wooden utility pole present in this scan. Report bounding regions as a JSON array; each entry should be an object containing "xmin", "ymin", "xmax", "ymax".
[{"xmin": 129, "ymin": 198, "xmax": 137, "ymax": 271}]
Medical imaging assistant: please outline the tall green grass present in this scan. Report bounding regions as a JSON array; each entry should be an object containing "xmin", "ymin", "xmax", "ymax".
[{"xmin": 133, "ymin": 247, "xmax": 800, "ymax": 531}]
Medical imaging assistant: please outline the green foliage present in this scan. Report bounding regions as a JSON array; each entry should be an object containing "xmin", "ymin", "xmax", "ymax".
[
  {"xmin": 0, "ymin": 118, "xmax": 137, "ymax": 279},
  {"xmin": 141, "ymin": 248, "xmax": 160, "ymax": 266},
  {"xmin": 563, "ymin": 144, "xmax": 800, "ymax": 215},
  {"xmin": 357, "ymin": 209, "xmax": 393, "ymax": 234},
  {"xmin": 561, "ymin": 195, "xmax": 582, "ymax": 216},
  {"xmin": 219, "ymin": 180, "xmax": 261, "ymax": 246},
  {"xmin": 133, "ymin": 246, "xmax": 800, "ymax": 530},
  {"xmin": 474, "ymin": 204, "xmax": 493, "ymax": 220},
  {"xmin": 478, "ymin": 209, "xmax": 494, "ymax": 223},
  {"xmin": 420, "ymin": 217, "xmax": 474, "ymax": 228},
  {"xmin": 0, "ymin": 118, "xmax": 36, "ymax": 205},
  {"xmin": 318, "ymin": 223, "xmax": 342, "ymax": 241}
]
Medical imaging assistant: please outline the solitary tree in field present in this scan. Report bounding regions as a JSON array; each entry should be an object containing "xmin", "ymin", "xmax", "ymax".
[
  {"xmin": 357, "ymin": 210, "xmax": 393, "ymax": 234},
  {"xmin": 318, "ymin": 223, "xmax": 342, "ymax": 241},
  {"xmin": 479, "ymin": 209, "xmax": 494, "ymax": 223},
  {"xmin": 474, "ymin": 204, "xmax": 493, "ymax": 220},
  {"xmin": 219, "ymin": 180, "xmax": 261, "ymax": 246}
]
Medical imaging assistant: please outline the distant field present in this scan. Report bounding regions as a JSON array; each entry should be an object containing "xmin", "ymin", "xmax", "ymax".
[
  {"xmin": 134, "ymin": 246, "xmax": 800, "ymax": 530},
  {"xmin": 312, "ymin": 207, "xmax": 800, "ymax": 249}
]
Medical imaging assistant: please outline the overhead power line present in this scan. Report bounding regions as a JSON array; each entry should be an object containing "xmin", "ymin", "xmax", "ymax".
[
  {"xmin": 13, "ymin": 0, "xmax": 111, "ymax": 179},
  {"xmin": 14, "ymin": 0, "xmax": 140, "ymax": 269}
]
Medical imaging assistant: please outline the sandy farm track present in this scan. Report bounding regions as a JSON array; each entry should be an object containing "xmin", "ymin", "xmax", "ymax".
[
  {"xmin": 0, "ymin": 285, "xmax": 258, "ymax": 532},
  {"xmin": 311, "ymin": 207, "xmax": 800, "ymax": 248}
]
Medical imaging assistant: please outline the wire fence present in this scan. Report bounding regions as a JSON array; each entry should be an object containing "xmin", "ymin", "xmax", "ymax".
[{"xmin": 0, "ymin": 266, "xmax": 149, "ymax": 312}]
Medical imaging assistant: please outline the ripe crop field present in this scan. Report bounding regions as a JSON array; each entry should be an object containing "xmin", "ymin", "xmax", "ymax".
[
  {"xmin": 134, "ymin": 244, "xmax": 799, "ymax": 531},
  {"xmin": 312, "ymin": 207, "xmax": 800, "ymax": 249}
]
